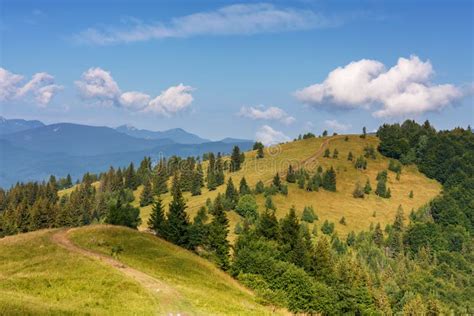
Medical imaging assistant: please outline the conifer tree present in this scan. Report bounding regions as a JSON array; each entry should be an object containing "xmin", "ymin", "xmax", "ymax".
[
  {"xmin": 256, "ymin": 207, "xmax": 279, "ymax": 240},
  {"xmin": 332, "ymin": 148, "xmax": 339, "ymax": 158},
  {"xmin": 265, "ymin": 195, "xmax": 276, "ymax": 211},
  {"xmin": 153, "ymin": 161, "xmax": 169, "ymax": 195},
  {"xmin": 140, "ymin": 180, "xmax": 154, "ymax": 207},
  {"xmin": 361, "ymin": 126, "xmax": 367, "ymax": 138},
  {"xmin": 189, "ymin": 206, "xmax": 208, "ymax": 250},
  {"xmin": 225, "ymin": 177, "xmax": 239, "ymax": 209},
  {"xmin": 207, "ymin": 194, "xmax": 230, "ymax": 269},
  {"xmin": 322, "ymin": 167, "xmax": 337, "ymax": 192},
  {"xmin": 124, "ymin": 162, "xmax": 138, "ymax": 190},
  {"xmin": 239, "ymin": 177, "xmax": 251, "ymax": 195},
  {"xmin": 215, "ymin": 153, "xmax": 225, "ymax": 185},
  {"xmin": 255, "ymin": 180, "xmax": 265, "ymax": 194},
  {"xmin": 323, "ymin": 148, "xmax": 331, "ymax": 157},
  {"xmin": 352, "ymin": 182, "xmax": 365, "ymax": 198},
  {"xmin": 364, "ymin": 179, "xmax": 372, "ymax": 194},
  {"xmin": 230, "ymin": 146, "xmax": 242, "ymax": 172},
  {"xmin": 409, "ymin": 190, "xmax": 414, "ymax": 198},
  {"xmin": 191, "ymin": 166, "xmax": 202, "ymax": 196},
  {"xmin": 148, "ymin": 197, "xmax": 167, "ymax": 238},
  {"xmin": 167, "ymin": 174, "xmax": 190, "ymax": 248},
  {"xmin": 286, "ymin": 165, "xmax": 296, "ymax": 183},
  {"xmin": 272, "ymin": 172, "xmax": 282, "ymax": 189},
  {"xmin": 373, "ymin": 223, "xmax": 384, "ymax": 246},
  {"xmin": 347, "ymin": 151, "xmax": 354, "ymax": 161}
]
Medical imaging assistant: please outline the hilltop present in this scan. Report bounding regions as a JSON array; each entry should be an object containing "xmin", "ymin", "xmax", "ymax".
[{"xmin": 136, "ymin": 135, "xmax": 441, "ymax": 238}]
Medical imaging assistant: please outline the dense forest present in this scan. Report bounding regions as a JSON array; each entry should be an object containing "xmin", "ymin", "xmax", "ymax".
[{"xmin": 0, "ymin": 121, "xmax": 472, "ymax": 314}]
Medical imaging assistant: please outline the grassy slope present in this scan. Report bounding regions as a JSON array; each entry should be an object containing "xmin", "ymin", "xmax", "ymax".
[
  {"xmin": 136, "ymin": 135, "xmax": 440, "ymax": 238},
  {"xmin": 0, "ymin": 229, "xmax": 157, "ymax": 315},
  {"xmin": 0, "ymin": 226, "xmax": 279, "ymax": 315},
  {"xmin": 69, "ymin": 225, "xmax": 281, "ymax": 315}
]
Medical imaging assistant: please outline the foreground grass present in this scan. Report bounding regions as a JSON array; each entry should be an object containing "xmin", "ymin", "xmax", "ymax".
[
  {"xmin": 70, "ymin": 225, "xmax": 281, "ymax": 315},
  {"xmin": 0, "ymin": 229, "xmax": 157, "ymax": 315}
]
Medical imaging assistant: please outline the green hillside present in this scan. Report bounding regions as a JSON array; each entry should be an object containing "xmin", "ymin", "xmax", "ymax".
[
  {"xmin": 0, "ymin": 226, "xmax": 281, "ymax": 315},
  {"xmin": 136, "ymin": 135, "xmax": 440, "ymax": 239}
]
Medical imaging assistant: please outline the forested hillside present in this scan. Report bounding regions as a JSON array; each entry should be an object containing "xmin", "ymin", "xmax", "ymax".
[{"xmin": 0, "ymin": 121, "xmax": 472, "ymax": 314}]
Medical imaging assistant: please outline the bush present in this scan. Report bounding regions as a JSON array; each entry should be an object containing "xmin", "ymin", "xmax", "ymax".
[
  {"xmin": 388, "ymin": 159, "xmax": 402, "ymax": 173},
  {"xmin": 352, "ymin": 182, "xmax": 365, "ymax": 198},
  {"xmin": 321, "ymin": 220, "xmax": 335, "ymax": 235},
  {"xmin": 236, "ymin": 194, "xmax": 259, "ymax": 220}
]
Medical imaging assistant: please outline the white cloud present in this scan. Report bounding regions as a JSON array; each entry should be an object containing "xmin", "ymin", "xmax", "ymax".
[
  {"xmin": 75, "ymin": 67, "xmax": 194, "ymax": 115},
  {"xmin": 295, "ymin": 55, "xmax": 466, "ymax": 117},
  {"xmin": 255, "ymin": 125, "xmax": 290, "ymax": 145},
  {"xmin": 0, "ymin": 68, "xmax": 62, "ymax": 106},
  {"xmin": 74, "ymin": 3, "xmax": 337, "ymax": 45},
  {"xmin": 324, "ymin": 119, "xmax": 351, "ymax": 131},
  {"xmin": 119, "ymin": 91, "xmax": 151, "ymax": 110},
  {"xmin": 144, "ymin": 84, "xmax": 194, "ymax": 116},
  {"xmin": 239, "ymin": 105, "xmax": 295, "ymax": 125}
]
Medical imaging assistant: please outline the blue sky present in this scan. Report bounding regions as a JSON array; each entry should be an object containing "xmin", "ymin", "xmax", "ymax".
[{"xmin": 0, "ymin": 0, "xmax": 472, "ymax": 142}]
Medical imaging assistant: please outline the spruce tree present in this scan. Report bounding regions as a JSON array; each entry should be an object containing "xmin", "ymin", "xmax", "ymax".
[
  {"xmin": 124, "ymin": 162, "xmax": 138, "ymax": 190},
  {"xmin": 364, "ymin": 179, "xmax": 372, "ymax": 194},
  {"xmin": 189, "ymin": 206, "xmax": 208, "ymax": 250},
  {"xmin": 264, "ymin": 195, "xmax": 276, "ymax": 211},
  {"xmin": 272, "ymin": 173, "xmax": 282, "ymax": 189},
  {"xmin": 208, "ymin": 194, "xmax": 230, "ymax": 269},
  {"xmin": 148, "ymin": 197, "xmax": 167, "ymax": 238},
  {"xmin": 167, "ymin": 174, "xmax": 190, "ymax": 248},
  {"xmin": 322, "ymin": 167, "xmax": 337, "ymax": 192},
  {"xmin": 256, "ymin": 208, "xmax": 279, "ymax": 240},
  {"xmin": 239, "ymin": 177, "xmax": 251, "ymax": 195},
  {"xmin": 286, "ymin": 165, "xmax": 296, "ymax": 183},
  {"xmin": 215, "ymin": 153, "xmax": 225, "ymax": 185},
  {"xmin": 153, "ymin": 162, "xmax": 169, "ymax": 195},
  {"xmin": 191, "ymin": 168, "xmax": 202, "ymax": 196},
  {"xmin": 225, "ymin": 177, "xmax": 239, "ymax": 209},
  {"xmin": 332, "ymin": 148, "xmax": 339, "ymax": 158},
  {"xmin": 323, "ymin": 148, "xmax": 331, "ymax": 157},
  {"xmin": 230, "ymin": 146, "xmax": 242, "ymax": 172},
  {"xmin": 140, "ymin": 180, "xmax": 154, "ymax": 207},
  {"xmin": 373, "ymin": 223, "xmax": 384, "ymax": 246},
  {"xmin": 255, "ymin": 180, "xmax": 265, "ymax": 194},
  {"xmin": 347, "ymin": 151, "xmax": 354, "ymax": 161}
]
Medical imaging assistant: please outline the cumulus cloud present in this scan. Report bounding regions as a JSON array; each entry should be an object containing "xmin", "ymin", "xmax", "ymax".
[
  {"xmin": 295, "ymin": 55, "xmax": 467, "ymax": 117},
  {"xmin": 239, "ymin": 105, "xmax": 295, "ymax": 125},
  {"xmin": 255, "ymin": 125, "xmax": 290, "ymax": 145},
  {"xmin": 75, "ymin": 67, "xmax": 194, "ymax": 115},
  {"xmin": 324, "ymin": 119, "xmax": 351, "ymax": 131},
  {"xmin": 145, "ymin": 84, "xmax": 194, "ymax": 116},
  {"xmin": 0, "ymin": 68, "xmax": 62, "ymax": 106},
  {"xmin": 74, "ymin": 3, "xmax": 338, "ymax": 45}
]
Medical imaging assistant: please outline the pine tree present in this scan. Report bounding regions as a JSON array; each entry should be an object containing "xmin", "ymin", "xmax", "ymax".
[
  {"xmin": 148, "ymin": 197, "xmax": 167, "ymax": 238},
  {"xmin": 124, "ymin": 162, "xmax": 138, "ymax": 190},
  {"xmin": 272, "ymin": 173, "xmax": 281, "ymax": 189},
  {"xmin": 255, "ymin": 180, "xmax": 265, "ymax": 194},
  {"xmin": 239, "ymin": 177, "xmax": 251, "ymax": 195},
  {"xmin": 256, "ymin": 208, "xmax": 279, "ymax": 240},
  {"xmin": 373, "ymin": 223, "xmax": 384, "ymax": 246},
  {"xmin": 207, "ymin": 194, "xmax": 230, "ymax": 269},
  {"xmin": 322, "ymin": 167, "xmax": 336, "ymax": 192},
  {"xmin": 323, "ymin": 148, "xmax": 331, "ymax": 157},
  {"xmin": 264, "ymin": 195, "xmax": 276, "ymax": 211},
  {"xmin": 286, "ymin": 165, "xmax": 296, "ymax": 183},
  {"xmin": 140, "ymin": 180, "xmax": 154, "ymax": 207},
  {"xmin": 65, "ymin": 174, "xmax": 73, "ymax": 188},
  {"xmin": 230, "ymin": 146, "xmax": 242, "ymax": 172},
  {"xmin": 153, "ymin": 161, "xmax": 169, "ymax": 195},
  {"xmin": 364, "ymin": 179, "xmax": 372, "ymax": 194},
  {"xmin": 188, "ymin": 206, "xmax": 208, "ymax": 250},
  {"xmin": 215, "ymin": 153, "xmax": 225, "ymax": 185},
  {"xmin": 191, "ymin": 168, "xmax": 202, "ymax": 196},
  {"xmin": 167, "ymin": 174, "xmax": 190, "ymax": 248},
  {"xmin": 224, "ymin": 177, "xmax": 239, "ymax": 209}
]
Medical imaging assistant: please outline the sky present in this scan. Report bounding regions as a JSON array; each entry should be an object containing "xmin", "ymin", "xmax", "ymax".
[{"xmin": 0, "ymin": 0, "xmax": 473, "ymax": 142}]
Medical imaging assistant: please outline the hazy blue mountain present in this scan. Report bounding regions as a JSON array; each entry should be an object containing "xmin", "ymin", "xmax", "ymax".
[
  {"xmin": 0, "ymin": 137, "xmax": 253, "ymax": 188},
  {"xmin": 1, "ymin": 123, "xmax": 175, "ymax": 156},
  {"xmin": 219, "ymin": 137, "xmax": 253, "ymax": 144},
  {"xmin": 116, "ymin": 125, "xmax": 210, "ymax": 144},
  {"xmin": 0, "ymin": 116, "xmax": 45, "ymax": 135}
]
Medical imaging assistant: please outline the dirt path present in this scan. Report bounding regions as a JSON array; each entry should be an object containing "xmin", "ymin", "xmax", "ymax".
[{"xmin": 51, "ymin": 229, "xmax": 182, "ymax": 313}]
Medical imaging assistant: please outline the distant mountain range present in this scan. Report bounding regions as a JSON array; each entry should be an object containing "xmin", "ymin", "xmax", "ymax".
[
  {"xmin": 116, "ymin": 125, "xmax": 210, "ymax": 144},
  {"xmin": 0, "ymin": 117, "xmax": 253, "ymax": 188},
  {"xmin": 0, "ymin": 116, "xmax": 45, "ymax": 135}
]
